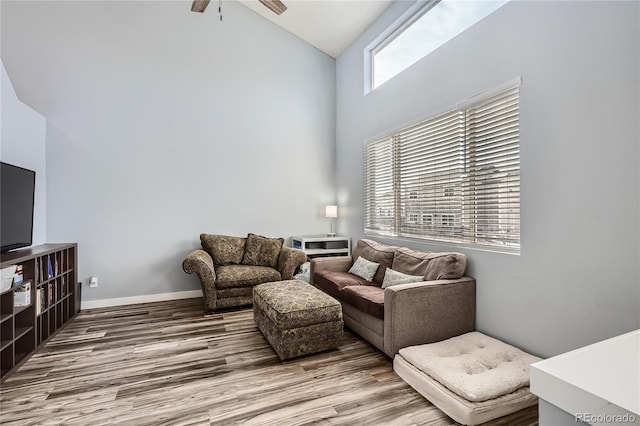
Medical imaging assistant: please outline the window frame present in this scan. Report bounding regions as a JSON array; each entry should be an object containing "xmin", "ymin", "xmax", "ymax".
[{"xmin": 363, "ymin": 78, "xmax": 522, "ymax": 254}]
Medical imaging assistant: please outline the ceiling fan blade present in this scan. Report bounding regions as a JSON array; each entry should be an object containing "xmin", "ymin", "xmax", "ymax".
[
  {"xmin": 259, "ymin": 0, "xmax": 287, "ymax": 15},
  {"xmin": 191, "ymin": 0, "xmax": 210, "ymax": 13}
]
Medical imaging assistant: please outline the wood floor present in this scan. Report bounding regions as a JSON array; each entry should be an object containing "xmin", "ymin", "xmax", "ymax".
[{"xmin": 0, "ymin": 298, "xmax": 538, "ymax": 425}]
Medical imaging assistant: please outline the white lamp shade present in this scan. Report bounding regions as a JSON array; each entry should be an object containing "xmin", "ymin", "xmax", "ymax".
[{"xmin": 325, "ymin": 205, "xmax": 338, "ymax": 218}]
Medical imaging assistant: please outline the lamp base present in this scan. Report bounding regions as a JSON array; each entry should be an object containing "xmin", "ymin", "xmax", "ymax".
[{"xmin": 327, "ymin": 217, "xmax": 336, "ymax": 238}]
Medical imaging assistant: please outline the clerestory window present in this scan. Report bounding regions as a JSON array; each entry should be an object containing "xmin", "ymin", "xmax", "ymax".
[{"xmin": 367, "ymin": 0, "xmax": 509, "ymax": 91}]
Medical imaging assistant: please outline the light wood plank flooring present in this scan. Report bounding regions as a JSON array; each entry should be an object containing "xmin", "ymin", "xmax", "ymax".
[{"xmin": 0, "ymin": 298, "xmax": 537, "ymax": 425}]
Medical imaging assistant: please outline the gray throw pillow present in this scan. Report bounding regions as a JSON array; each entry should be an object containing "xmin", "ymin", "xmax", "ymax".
[
  {"xmin": 348, "ymin": 256, "xmax": 380, "ymax": 282},
  {"xmin": 381, "ymin": 267, "xmax": 424, "ymax": 289}
]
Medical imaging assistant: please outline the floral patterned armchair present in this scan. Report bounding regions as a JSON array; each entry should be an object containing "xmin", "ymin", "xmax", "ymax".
[{"xmin": 183, "ymin": 233, "xmax": 306, "ymax": 314}]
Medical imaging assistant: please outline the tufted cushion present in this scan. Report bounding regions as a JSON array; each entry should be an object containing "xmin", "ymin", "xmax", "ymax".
[
  {"xmin": 351, "ymin": 239, "xmax": 398, "ymax": 285},
  {"xmin": 392, "ymin": 247, "xmax": 467, "ymax": 280},
  {"xmin": 200, "ymin": 234, "xmax": 246, "ymax": 265},
  {"xmin": 398, "ymin": 332, "xmax": 541, "ymax": 402},
  {"xmin": 241, "ymin": 233, "xmax": 284, "ymax": 268}
]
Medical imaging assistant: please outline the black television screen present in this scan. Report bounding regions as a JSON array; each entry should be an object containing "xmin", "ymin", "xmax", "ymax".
[{"xmin": 1, "ymin": 162, "xmax": 36, "ymax": 253}]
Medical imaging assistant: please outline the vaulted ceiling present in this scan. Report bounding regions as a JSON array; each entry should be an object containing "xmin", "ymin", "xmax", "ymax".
[{"xmin": 238, "ymin": 0, "xmax": 393, "ymax": 58}]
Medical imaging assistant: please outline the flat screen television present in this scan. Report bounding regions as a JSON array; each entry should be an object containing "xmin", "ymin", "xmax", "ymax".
[{"xmin": 1, "ymin": 162, "xmax": 36, "ymax": 253}]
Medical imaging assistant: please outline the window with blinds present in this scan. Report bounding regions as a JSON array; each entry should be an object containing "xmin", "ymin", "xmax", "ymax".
[{"xmin": 364, "ymin": 79, "xmax": 521, "ymax": 252}]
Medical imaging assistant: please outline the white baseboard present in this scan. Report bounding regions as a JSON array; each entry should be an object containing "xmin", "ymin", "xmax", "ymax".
[{"xmin": 80, "ymin": 290, "xmax": 203, "ymax": 310}]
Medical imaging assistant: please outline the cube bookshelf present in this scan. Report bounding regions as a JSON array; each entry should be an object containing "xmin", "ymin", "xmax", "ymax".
[{"xmin": 0, "ymin": 243, "xmax": 79, "ymax": 380}]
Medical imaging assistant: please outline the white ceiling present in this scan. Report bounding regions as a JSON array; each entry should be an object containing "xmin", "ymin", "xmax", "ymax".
[{"xmin": 238, "ymin": 0, "xmax": 394, "ymax": 58}]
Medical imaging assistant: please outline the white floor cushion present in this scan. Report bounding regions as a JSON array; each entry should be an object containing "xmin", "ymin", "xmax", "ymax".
[
  {"xmin": 394, "ymin": 332, "xmax": 541, "ymax": 425},
  {"xmin": 398, "ymin": 331, "xmax": 541, "ymax": 402}
]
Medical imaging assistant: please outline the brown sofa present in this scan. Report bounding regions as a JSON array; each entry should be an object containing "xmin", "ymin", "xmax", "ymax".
[
  {"xmin": 311, "ymin": 239, "xmax": 475, "ymax": 358},
  {"xmin": 183, "ymin": 233, "xmax": 307, "ymax": 314}
]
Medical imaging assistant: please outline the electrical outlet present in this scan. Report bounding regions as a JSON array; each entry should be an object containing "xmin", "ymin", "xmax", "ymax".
[{"xmin": 89, "ymin": 276, "xmax": 98, "ymax": 288}]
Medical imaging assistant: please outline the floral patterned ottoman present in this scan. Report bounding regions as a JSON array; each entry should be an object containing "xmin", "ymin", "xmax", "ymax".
[{"xmin": 253, "ymin": 280, "xmax": 343, "ymax": 360}]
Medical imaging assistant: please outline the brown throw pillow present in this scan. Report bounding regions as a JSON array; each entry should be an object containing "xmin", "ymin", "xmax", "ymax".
[
  {"xmin": 200, "ymin": 234, "xmax": 246, "ymax": 265},
  {"xmin": 241, "ymin": 233, "xmax": 284, "ymax": 268},
  {"xmin": 391, "ymin": 247, "xmax": 467, "ymax": 280}
]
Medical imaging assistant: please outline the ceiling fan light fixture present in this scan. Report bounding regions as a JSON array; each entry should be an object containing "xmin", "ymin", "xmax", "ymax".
[
  {"xmin": 259, "ymin": 0, "xmax": 287, "ymax": 15},
  {"xmin": 191, "ymin": 0, "xmax": 211, "ymax": 13}
]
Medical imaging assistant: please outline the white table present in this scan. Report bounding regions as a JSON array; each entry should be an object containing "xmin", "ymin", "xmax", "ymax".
[
  {"xmin": 530, "ymin": 329, "xmax": 639, "ymax": 425},
  {"xmin": 291, "ymin": 235, "xmax": 351, "ymax": 259}
]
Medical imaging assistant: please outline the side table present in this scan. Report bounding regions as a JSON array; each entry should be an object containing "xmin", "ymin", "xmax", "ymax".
[{"xmin": 291, "ymin": 235, "xmax": 351, "ymax": 260}]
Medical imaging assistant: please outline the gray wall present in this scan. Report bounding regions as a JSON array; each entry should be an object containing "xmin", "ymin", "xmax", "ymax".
[
  {"xmin": 336, "ymin": 0, "xmax": 639, "ymax": 357},
  {"xmin": 1, "ymin": 1, "xmax": 336, "ymax": 301}
]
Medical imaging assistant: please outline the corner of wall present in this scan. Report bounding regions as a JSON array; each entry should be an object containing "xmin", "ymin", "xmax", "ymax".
[{"xmin": 1, "ymin": 60, "xmax": 47, "ymax": 245}]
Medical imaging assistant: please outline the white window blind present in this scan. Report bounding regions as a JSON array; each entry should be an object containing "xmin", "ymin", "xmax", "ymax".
[
  {"xmin": 364, "ymin": 135, "xmax": 395, "ymax": 235},
  {"xmin": 462, "ymin": 86, "xmax": 520, "ymax": 247},
  {"xmin": 397, "ymin": 109, "xmax": 465, "ymax": 240},
  {"xmin": 364, "ymin": 80, "xmax": 521, "ymax": 251}
]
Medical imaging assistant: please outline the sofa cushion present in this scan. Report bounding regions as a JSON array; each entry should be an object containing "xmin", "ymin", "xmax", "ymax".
[
  {"xmin": 352, "ymin": 239, "xmax": 398, "ymax": 286},
  {"xmin": 381, "ymin": 268, "xmax": 424, "ymax": 289},
  {"xmin": 340, "ymin": 285, "xmax": 385, "ymax": 319},
  {"xmin": 200, "ymin": 234, "xmax": 246, "ymax": 265},
  {"xmin": 392, "ymin": 247, "xmax": 467, "ymax": 280},
  {"xmin": 314, "ymin": 271, "xmax": 370, "ymax": 299},
  {"xmin": 241, "ymin": 233, "xmax": 284, "ymax": 268},
  {"xmin": 215, "ymin": 265, "xmax": 281, "ymax": 289},
  {"xmin": 348, "ymin": 256, "xmax": 380, "ymax": 281}
]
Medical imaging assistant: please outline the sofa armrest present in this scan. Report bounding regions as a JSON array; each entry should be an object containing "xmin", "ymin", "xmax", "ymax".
[
  {"xmin": 278, "ymin": 247, "xmax": 307, "ymax": 280},
  {"xmin": 182, "ymin": 249, "xmax": 217, "ymax": 314},
  {"xmin": 309, "ymin": 256, "xmax": 353, "ymax": 284},
  {"xmin": 383, "ymin": 276, "xmax": 476, "ymax": 357}
]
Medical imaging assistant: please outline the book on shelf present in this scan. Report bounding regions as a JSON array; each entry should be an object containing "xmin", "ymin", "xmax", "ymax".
[
  {"xmin": 35, "ymin": 258, "xmax": 40, "ymax": 283},
  {"xmin": 36, "ymin": 288, "xmax": 42, "ymax": 314},
  {"xmin": 14, "ymin": 281, "xmax": 31, "ymax": 307},
  {"xmin": 38, "ymin": 287, "xmax": 47, "ymax": 310},
  {"xmin": 13, "ymin": 264, "xmax": 24, "ymax": 285},
  {"xmin": 48, "ymin": 283, "xmax": 53, "ymax": 306},
  {"xmin": 54, "ymin": 256, "xmax": 59, "ymax": 276},
  {"xmin": 47, "ymin": 255, "xmax": 53, "ymax": 279},
  {"xmin": 61, "ymin": 276, "xmax": 66, "ymax": 297}
]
